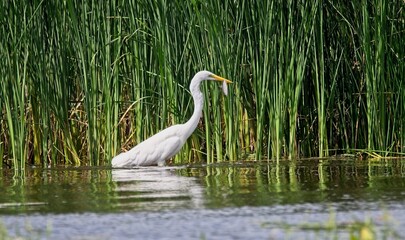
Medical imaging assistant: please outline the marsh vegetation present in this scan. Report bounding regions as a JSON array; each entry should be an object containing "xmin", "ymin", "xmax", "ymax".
[{"xmin": 1, "ymin": 1, "xmax": 404, "ymax": 170}]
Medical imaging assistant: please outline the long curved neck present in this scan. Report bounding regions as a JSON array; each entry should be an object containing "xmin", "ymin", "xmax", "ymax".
[{"xmin": 183, "ymin": 78, "xmax": 204, "ymax": 138}]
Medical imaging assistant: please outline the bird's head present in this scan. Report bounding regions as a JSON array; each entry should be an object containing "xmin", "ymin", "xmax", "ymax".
[
  {"xmin": 190, "ymin": 70, "xmax": 232, "ymax": 96},
  {"xmin": 200, "ymin": 70, "xmax": 232, "ymax": 84}
]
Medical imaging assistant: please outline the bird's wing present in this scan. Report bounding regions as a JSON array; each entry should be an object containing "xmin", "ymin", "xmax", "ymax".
[
  {"xmin": 112, "ymin": 125, "xmax": 186, "ymax": 167},
  {"xmin": 156, "ymin": 136, "xmax": 184, "ymax": 164},
  {"xmin": 111, "ymin": 147, "xmax": 141, "ymax": 167},
  {"xmin": 137, "ymin": 133, "xmax": 183, "ymax": 166}
]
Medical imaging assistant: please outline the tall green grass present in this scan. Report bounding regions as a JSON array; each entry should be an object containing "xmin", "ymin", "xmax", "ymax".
[{"xmin": 1, "ymin": 0, "xmax": 404, "ymax": 169}]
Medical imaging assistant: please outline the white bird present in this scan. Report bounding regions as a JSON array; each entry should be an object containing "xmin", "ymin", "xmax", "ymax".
[{"xmin": 112, "ymin": 70, "xmax": 232, "ymax": 168}]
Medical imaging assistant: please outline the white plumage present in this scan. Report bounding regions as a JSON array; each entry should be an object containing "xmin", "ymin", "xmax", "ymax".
[{"xmin": 112, "ymin": 70, "xmax": 231, "ymax": 168}]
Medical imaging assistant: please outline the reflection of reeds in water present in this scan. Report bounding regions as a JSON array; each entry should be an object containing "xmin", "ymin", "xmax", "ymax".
[
  {"xmin": 175, "ymin": 159, "xmax": 405, "ymax": 206},
  {"xmin": 1, "ymin": 1, "xmax": 404, "ymax": 170}
]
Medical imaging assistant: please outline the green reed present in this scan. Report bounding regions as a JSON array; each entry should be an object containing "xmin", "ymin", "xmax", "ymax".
[
  {"xmin": 0, "ymin": 2, "xmax": 29, "ymax": 172},
  {"xmin": 1, "ymin": 0, "xmax": 404, "ymax": 169}
]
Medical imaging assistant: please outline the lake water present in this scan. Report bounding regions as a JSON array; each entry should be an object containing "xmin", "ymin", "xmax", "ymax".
[{"xmin": 1, "ymin": 158, "xmax": 404, "ymax": 239}]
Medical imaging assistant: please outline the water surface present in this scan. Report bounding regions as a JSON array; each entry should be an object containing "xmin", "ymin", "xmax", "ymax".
[{"xmin": 1, "ymin": 158, "xmax": 404, "ymax": 239}]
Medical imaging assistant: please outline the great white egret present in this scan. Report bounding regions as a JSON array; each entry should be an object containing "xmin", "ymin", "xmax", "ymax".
[{"xmin": 112, "ymin": 70, "xmax": 232, "ymax": 168}]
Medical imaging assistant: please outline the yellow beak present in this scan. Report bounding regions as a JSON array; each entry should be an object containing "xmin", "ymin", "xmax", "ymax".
[{"xmin": 211, "ymin": 74, "xmax": 232, "ymax": 84}]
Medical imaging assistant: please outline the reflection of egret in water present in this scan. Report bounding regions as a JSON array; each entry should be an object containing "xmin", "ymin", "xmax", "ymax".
[{"xmin": 112, "ymin": 167, "xmax": 204, "ymax": 211}]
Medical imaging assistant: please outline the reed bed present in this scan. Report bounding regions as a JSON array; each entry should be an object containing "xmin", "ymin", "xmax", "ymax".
[{"xmin": 1, "ymin": 0, "xmax": 404, "ymax": 169}]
